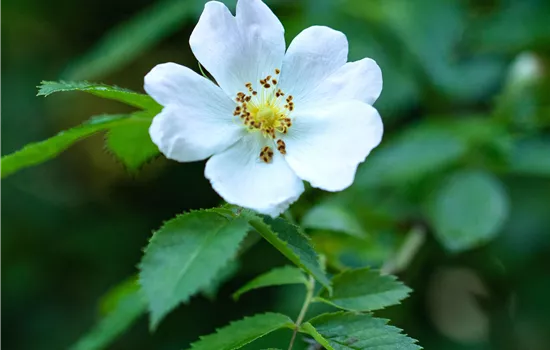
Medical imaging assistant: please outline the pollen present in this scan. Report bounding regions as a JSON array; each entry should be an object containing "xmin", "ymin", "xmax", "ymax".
[
  {"xmin": 260, "ymin": 146, "xmax": 274, "ymax": 163},
  {"xmin": 232, "ymin": 68, "xmax": 293, "ymax": 162},
  {"xmin": 276, "ymin": 139, "xmax": 286, "ymax": 155}
]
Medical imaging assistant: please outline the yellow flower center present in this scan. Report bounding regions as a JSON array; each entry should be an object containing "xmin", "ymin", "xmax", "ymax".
[
  {"xmin": 256, "ymin": 107, "xmax": 276, "ymax": 125},
  {"xmin": 233, "ymin": 68, "xmax": 293, "ymax": 163}
]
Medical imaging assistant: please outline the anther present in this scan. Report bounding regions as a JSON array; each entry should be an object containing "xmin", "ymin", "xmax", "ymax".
[
  {"xmin": 272, "ymin": 79, "xmax": 277, "ymax": 85},
  {"xmin": 276, "ymin": 139, "xmax": 286, "ymax": 155},
  {"xmin": 259, "ymin": 146, "xmax": 274, "ymax": 163},
  {"xmin": 275, "ymin": 68, "xmax": 281, "ymax": 75},
  {"xmin": 252, "ymin": 91, "xmax": 257, "ymax": 95},
  {"xmin": 264, "ymin": 84, "xmax": 271, "ymax": 89}
]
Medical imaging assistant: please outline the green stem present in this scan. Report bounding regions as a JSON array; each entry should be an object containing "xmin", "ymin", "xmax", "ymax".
[{"xmin": 288, "ymin": 276, "xmax": 315, "ymax": 350}]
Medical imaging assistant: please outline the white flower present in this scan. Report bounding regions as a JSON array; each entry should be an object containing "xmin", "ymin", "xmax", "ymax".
[{"xmin": 144, "ymin": 0, "xmax": 383, "ymax": 217}]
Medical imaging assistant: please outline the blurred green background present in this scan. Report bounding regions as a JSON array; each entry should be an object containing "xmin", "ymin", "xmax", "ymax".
[{"xmin": 3, "ymin": 0, "xmax": 550, "ymax": 349}]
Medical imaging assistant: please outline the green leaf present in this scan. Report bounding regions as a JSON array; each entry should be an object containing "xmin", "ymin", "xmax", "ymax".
[
  {"xmin": 62, "ymin": 0, "xmax": 199, "ymax": 80},
  {"xmin": 189, "ymin": 313, "xmax": 293, "ymax": 350},
  {"xmin": 105, "ymin": 112, "xmax": 159, "ymax": 171},
  {"xmin": 302, "ymin": 203, "xmax": 366, "ymax": 238},
  {"xmin": 232, "ymin": 266, "xmax": 308, "ymax": 300},
  {"xmin": 356, "ymin": 123, "xmax": 467, "ymax": 188},
  {"xmin": 37, "ymin": 81, "xmax": 161, "ymax": 111},
  {"xmin": 509, "ymin": 138, "xmax": 550, "ymax": 177},
  {"xmin": 1, "ymin": 114, "xmax": 136, "ymax": 178},
  {"xmin": 139, "ymin": 210, "xmax": 250, "ymax": 330},
  {"xmin": 301, "ymin": 312, "xmax": 421, "ymax": 350},
  {"xmin": 248, "ymin": 216, "xmax": 331, "ymax": 292},
  {"xmin": 317, "ymin": 268, "xmax": 411, "ymax": 312},
  {"xmin": 426, "ymin": 170, "xmax": 510, "ymax": 252},
  {"xmin": 202, "ymin": 260, "xmax": 241, "ymax": 300},
  {"xmin": 70, "ymin": 278, "xmax": 146, "ymax": 350}
]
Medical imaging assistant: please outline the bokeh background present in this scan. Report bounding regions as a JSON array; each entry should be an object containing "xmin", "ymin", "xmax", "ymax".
[{"xmin": 3, "ymin": 0, "xmax": 550, "ymax": 349}]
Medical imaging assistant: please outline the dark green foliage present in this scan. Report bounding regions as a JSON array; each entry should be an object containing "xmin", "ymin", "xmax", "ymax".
[
  {"xmin": 189, "ymin": 313, "xmax": 293, "ymax": 350},
  {"xmin": 317, "ymin": 268, "xmax": 411, "ymax": 312},
  {"xmin": 301, "ymin": 312, "xmax": 421, "ymax": 350},
  {"xmin": 4, "ymin": 0, "xmax": 550, "ymax": 349},
  {"xmin": 70, "ymin": 279, "xmax": 146, "ymax": 350},
  {"xmin": 232, "ymin": 266, "xmax": 307, "ymax": 300},
  {"xmin": 1, "ymin": 114, "xmax": 131, "ymax": 178},
  {"xmin": 249, "ymin": 216, "xmax": 331, "ymax": 291},
  {"xmin": 139, "ymin": 210, "xmax": 251, "ymax": 329}
]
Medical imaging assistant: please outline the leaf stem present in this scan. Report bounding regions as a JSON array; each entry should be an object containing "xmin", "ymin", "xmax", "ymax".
[{"xmin": 288, "ymin": 275, "xmax": 315, "ymax": 350}]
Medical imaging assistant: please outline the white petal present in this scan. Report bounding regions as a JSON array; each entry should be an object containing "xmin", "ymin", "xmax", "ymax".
[
  {"xmin": 236, "ymin": 0, "xmax": 285, "ymax": 81},
  {"xmin": 302, "ymin": 58, "xmax": 383, "ymax": 107},
  {"xmin": 278, "ymin": 26, "xmax": 348, "ymax": 103},
  {"xmin": 284, "ymin": 100, "xmax": 383, "ymax": 191},
  {"xmin": 190, "ymin": 0, "xmax": 285, "ymax": 98},
  {"xmin": 205, "ymin": 133, "xmax": 304, "ymax": 216},
  {"xmin": 145, "ymin": 63, "xmax": 244, "ymax": 162}
]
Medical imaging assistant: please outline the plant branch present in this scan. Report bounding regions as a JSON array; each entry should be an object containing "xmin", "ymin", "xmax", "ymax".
[{"xmin": 288, "ymin": 275, "xmax": 315, "ymax": 350}]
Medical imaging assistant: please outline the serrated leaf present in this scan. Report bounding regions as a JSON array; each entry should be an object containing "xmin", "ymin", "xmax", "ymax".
[
  {"xmin": 301, "ymin": 312, "xmax": 421, "ymax": 350},
  {"xmin": 189, "ymin": 313, "xmax": 293, "ymax": 350},
  {"xmin": 356, "ymin": 124, "xmax": 467, "ymax": 188},
  {"xmin": 1, "ymin": 114, "xmax": 135, "ymax": 178},
  {"xmin": 62, "ymin": 0, "xmax": 199, "ymax": 80},
  {"xmin": 426, "ymin": 170, "xmax": 509, "ymax": 252},
  {"xmin": 248, "ymin": 216, "xmax": 331, "ymax": 292},
  {"xmin": 232, "ymin": 266, "xmax": 307, "ymax": 300},
  {"xmin": 202, "ymin": 260, "xmax": 241, "ymax": 300},
  {"xmin": 139, "ymin": 210, "xmax": 250, "ymax": 330},
  {"xmin": 70, "ymin": 278, "xmax": 146, "ymax": 350},
  {"xmin": 38, "ymin": 81, "xmax": 160, "ymax": 111},
  {"xmin": 302, "ymin": 203, "xmax": 366, "ymax": 238},
  {"xmin": 105, "ymin": 112, "xmax": 159, "ymax": 171},
  {"xmin": 317, "ymin": 268, "xmax": 411, "ymax": 312}
]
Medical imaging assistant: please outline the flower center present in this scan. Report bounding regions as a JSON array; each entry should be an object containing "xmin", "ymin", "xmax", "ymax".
[
  {"xmin": 233, "ymin": 68, "xmax": 293, "ymax": 163},
  {"xmin": 257, "ymin": 107, "xmax": 276, "ymax": 124}
]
